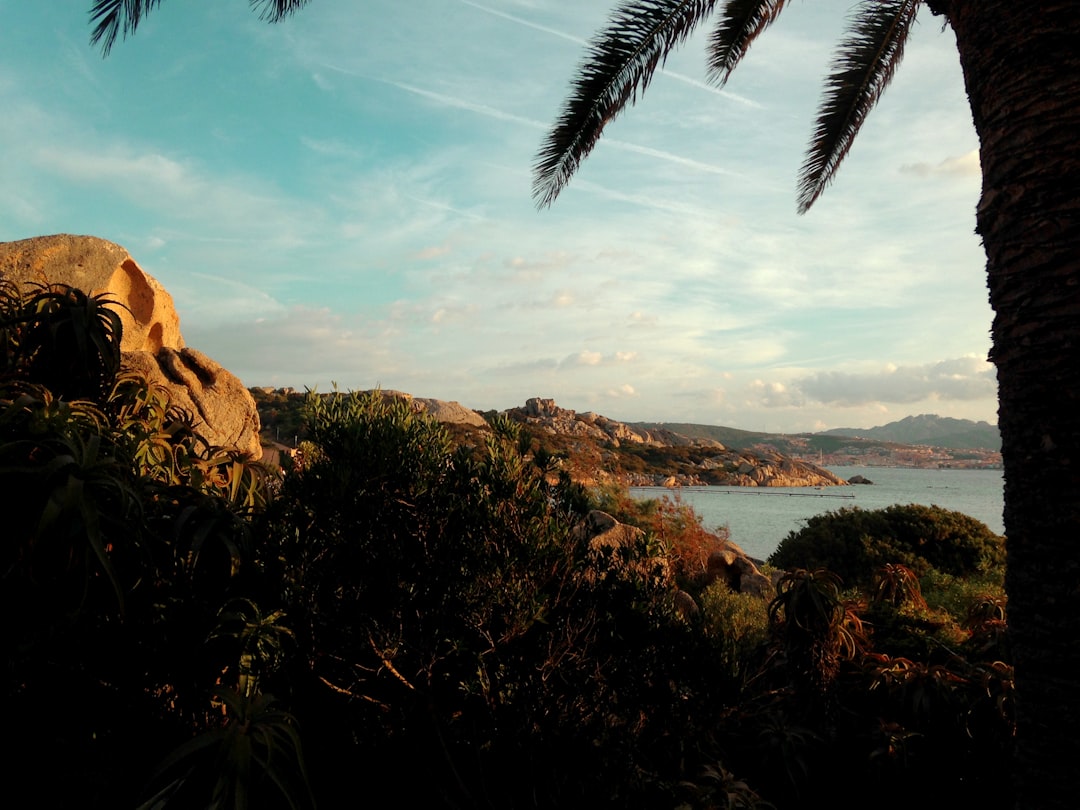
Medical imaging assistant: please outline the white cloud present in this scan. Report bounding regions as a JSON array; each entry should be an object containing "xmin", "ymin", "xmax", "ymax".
[
  {"xmin": 790, "ymin": 357, "xmax": 996, "ymax": 407},
  {"xmin": 606, "ymin": 384, "xmax": 637, "ymax": 399},
  {"xmin": 900, "ymin": 150, "xmax": 981, "ymax": 178},
  {"xmin": 1, "ymin": 2, "xmax": 993, "ymax": 433}
]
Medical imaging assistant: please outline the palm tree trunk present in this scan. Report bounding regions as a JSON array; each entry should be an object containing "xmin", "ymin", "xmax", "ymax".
[{"xmin": 949, "ymin": 3, "xmax": 1080, "ymax": 807}]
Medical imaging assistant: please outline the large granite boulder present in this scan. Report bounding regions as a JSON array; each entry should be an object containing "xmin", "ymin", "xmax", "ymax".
[
  {"xmin": 378, "ymin": 390, "xmax": 488, "ymax": 428},
  {"xmin": 0, "ymin": 235, "xmax": 261, "ymax": 458},
  {"xmin": 124, "ymin": 349, "xmax": 261, "ymax": 456},
  {"xmin": 0, "ymin": 234, "xmax": 183, "ymax": 353},
  {"xmin": 571, "ymin": 509, "xmax": 672, "ymax": 586},
  {"xmin": 703, "ymin": 546, "xmax": 773, "ymax": 598}
]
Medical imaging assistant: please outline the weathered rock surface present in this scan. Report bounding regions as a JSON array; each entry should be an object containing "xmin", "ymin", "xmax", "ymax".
[
  {"xmin": 377, "ymin": 390, "xmax": 488, "ymax": 428},
  {"xmin": 0, "ymin": 235, "xmax": 261, "ymax": 458},
  {"xmin": 513, "ymin": 396, "xmax": 724, "ymax": 450},
  {"xmin": 702, "ymin": 546, "xmax": 773, "ymax": 598},
  {"xmin": 571, "ymin": 510, "xmax": 671, "ymax": 586},
  {"xmin": 125, "ymin": 349, "xmax": 261, "ymax": 456},
  {"xmin": 727, "ymin": 452, "xmax": 848, "ymax": 488},
  {"xmin": 0, "ymin": 234, "xmax": 184, "ymax": 353}
]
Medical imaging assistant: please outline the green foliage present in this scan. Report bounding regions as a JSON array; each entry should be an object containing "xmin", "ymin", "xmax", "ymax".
[
  {"xmin": 699, "ymin": 582, "xmax": 770, "ymax": 683},
  {"xmin": 921, "ymin": 568, "xmax": 1006, "ymax": 620},
  {"xmin": 1, "ymin": 283, "xmax": 123, "ymax": 400},
  {"xmin": 3, "ymin": 281, "xmax": 1017, "ymax": 808},
  {"xmin": 137, "ymin": 690, "xmax": 313, "ymax": 810},
  {"xmin": 249, "ymin": 387, "xmax": 308, "ymax": 446},
  {"xmin": 210, "ymin": 598, "xmax": 295, "ymax": 698},
  {"xmin": 261, "ymin": 389, "xmax": 721, "ymax": 807},
  {"xmin": 769, "ymin": 503, "xmax": 1005, "ymax": 588},
  {"xmin": 1, "ymin": 283, "xmax": 299, "ymax": 809}
]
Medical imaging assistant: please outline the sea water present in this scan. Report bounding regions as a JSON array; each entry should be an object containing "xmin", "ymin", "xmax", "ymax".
[{"xmin": 629, "ymin": 466, "xmax": 1005, "ymax": 562}]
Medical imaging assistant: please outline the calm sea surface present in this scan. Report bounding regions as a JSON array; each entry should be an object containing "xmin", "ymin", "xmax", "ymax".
[{"xmin": 629, "ymin": 466, "xmax": 1005, "ymax": 562}]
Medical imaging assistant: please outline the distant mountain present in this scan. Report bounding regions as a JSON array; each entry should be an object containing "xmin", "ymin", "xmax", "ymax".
[{"xmin": 817, "ymin": 414, "xmax": 1000, "ymax": 450}]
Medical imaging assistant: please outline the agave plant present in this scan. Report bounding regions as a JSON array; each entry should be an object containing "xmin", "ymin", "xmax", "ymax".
[
  {"xmin": 137, "ymin": 688, "xmax": 314, "ymax": 810},
  {"xmin": 767, "ymin": 568, "xmax": 865, "ymax": 705},
  {"xmin": 210, "ymin": 598, "xmax": 295, "ymax": 699},
  {"xmin": 1, "ymin": 387, "xmax": 143, "ymax": 615},
  {"xmin": 870, "ymin": 563, "xmax": 928, "ymax": 610},
  {"xmin": 15, "ymin": 285, "xmax": 125, "ymax": 402}
]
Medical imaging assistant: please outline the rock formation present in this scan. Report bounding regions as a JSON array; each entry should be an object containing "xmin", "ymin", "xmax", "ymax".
[
  {"xmin": 378, "ymin": 390, "xmax": 488, "ymax": 428},
  {"xmin": 504, "ymin": 396, "xmax": 843, "ymax": 488},
  {"xmin": 702, "ymin": 547, "xmax": 773, "ymax": 598},
  {"xmin": 571, "ymin": 509, "xmax": 671, "ymax": 587},
  {"xmin": 728, "ymin": 452, "xmax": 848, "ymax": 487},
  {"xmin": 570, "ymin": 510, "xmax": 773, "ymax": 622},
  {"xmin": 125, "ymin": 349, "xmax": 261, "ymax": 456},
  {"xmin": 0, "ymin": 235, "xmax": 261, "ymax": 458},
  {"xmin": 513, "ymin": 396, "xmax": 724, "ymax": 450},
  {"xmin": 0, "ymin": 234, "xmax": 183, "ymax": 353}
]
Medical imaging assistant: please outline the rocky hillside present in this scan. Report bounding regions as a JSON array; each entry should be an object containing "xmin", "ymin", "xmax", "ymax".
[
  {"xmin": 254, "ymin": 390, "xmax": 846, "ymax": 489},
  {"xmin": 503, "ymin": 397, "xmax": 845, "ymax": 487}
]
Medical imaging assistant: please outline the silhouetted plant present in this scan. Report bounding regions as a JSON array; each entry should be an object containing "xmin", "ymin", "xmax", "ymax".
[
  {"xmin": 767, "ymin": 568, "xmax": 864, "ymax": 705},
  {"xmin": 676, "ymin": 761, "xmax": 776, "ymax": 810},
  {"xmin": 871, "ymin": 563, "xmax": 927, "ymax": 609},
  {"xmin": 259, "ymin": 388, "xmax": 721, "ymax": 808},
  {"xmin": 1, "ymin": 283, "xmax": 298, "ymax": 809},
  {"xmin": 210, "ymin": 598, "xmax": 295, "ymax": 699},
  {"xmin": 7, "ymin": 284, "xmax": 125, "ymax": 401},
  {"xmin": 137, "ymin": 689, "xmax": 314, "ymax": 810}
]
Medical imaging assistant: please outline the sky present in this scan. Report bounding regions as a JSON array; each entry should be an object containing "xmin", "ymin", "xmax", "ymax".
[{"xmin": 0, "ymin": 1, "xmax": 995, "ymax": 433}]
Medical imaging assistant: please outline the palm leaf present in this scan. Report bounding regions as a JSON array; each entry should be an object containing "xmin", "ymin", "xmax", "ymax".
[
  {"xmin": 249, "ymin": 0, "xmax": 312, "ymax": 23},
  {"xmin": 706, "ymin": 0, "xmax": 792, "ymax": 85},
  {"xmin": 91, "ymin": 0, "xmax": 312, "ymax": 56},
  {"xmin": 89, "ymin": 0, "xmax": 163, "ymax": 56},
  {"xmin": 533, "ymin": 0, "xmax": 720, "ymax": 208},
  {"xmin": 796, "ymin": 0, "xmax": 920, "ymax": 213}
]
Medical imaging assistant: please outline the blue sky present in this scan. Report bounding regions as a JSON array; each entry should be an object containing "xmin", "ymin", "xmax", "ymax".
[{"xmin": 1, "ymin": 1, "xmax": 994, "ymax": 432}]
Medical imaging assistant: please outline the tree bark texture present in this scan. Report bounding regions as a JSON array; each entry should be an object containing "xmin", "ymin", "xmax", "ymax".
[{"xmin": 949, "ymin": 3, "xmax": 1080, "ymax": 807}]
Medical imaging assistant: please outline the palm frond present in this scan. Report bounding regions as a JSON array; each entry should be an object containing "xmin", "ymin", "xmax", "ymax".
[
  {"xmin": 91, "ymin": 0, "xmax": 311, "ymax": 55},
  {"xmin": 706, "ymin": 0, "xmax": 791, "ymax": 85},
  {"xmin": 796, "ymin": 0, "xmax": 920, "ymax": 213},
  {"xmin": 533, "ymin": 0, "xmax": 720, "ymax": 208},
  {"xmin": 89, "ymin": 0, "xmax": 163, "ymax": 56},
  {"xmin": 248, "ymin": 0, "xmax": 312, "ymax": 23}
]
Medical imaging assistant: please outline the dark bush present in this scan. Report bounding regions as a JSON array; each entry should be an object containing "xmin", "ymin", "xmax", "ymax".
[
  {"xmin": 260, "ymin": 390, "xmax": 724, "ymax": 808},
  {"xmin": 768, "ymin": 504, "xmax": 1005, "ymax": 588}
]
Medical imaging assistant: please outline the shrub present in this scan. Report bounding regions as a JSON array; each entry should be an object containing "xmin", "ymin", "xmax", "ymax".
[
  {"xmin": 597, "ymin": 486, "xmax": 733, "ymax": 587},
  {"xmin": 768, "ymin": 504, "xmax": 1005, "ymax": 588},
  {"xmin": 699, "ymin": 582, "xmax": 770, "ymax": 683},
  {"xmin": 1, "ymin": 283, "xmax": 291, "ymax": 809},
  {"xmin": 260, "ymin": 390, "xmax": 721, "ymax": 808}
]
